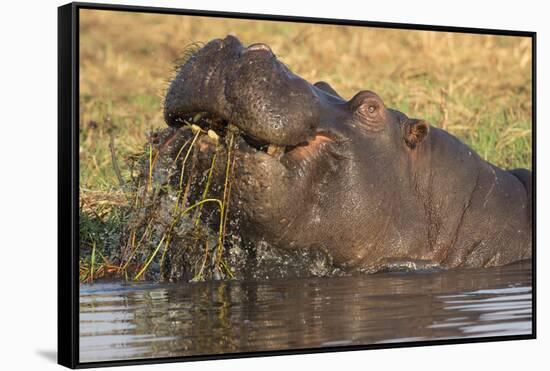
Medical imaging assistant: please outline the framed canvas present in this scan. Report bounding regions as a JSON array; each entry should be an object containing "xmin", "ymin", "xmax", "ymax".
[{"xmin": 58, "ymin": 2, "xmax": 536, "ymax": 368}]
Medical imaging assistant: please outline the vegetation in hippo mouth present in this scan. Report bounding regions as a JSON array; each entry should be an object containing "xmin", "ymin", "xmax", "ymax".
[
  {"xmin": 79, "ymin": 106, "xmax": 340, "ymax": 282},
  {"xmin": 175, "ymin": 110, "xmax": 318, "ymax": 158},
  {"xmin": 78, "ymin": 114, "xmax": 345, "ymax": 283}
]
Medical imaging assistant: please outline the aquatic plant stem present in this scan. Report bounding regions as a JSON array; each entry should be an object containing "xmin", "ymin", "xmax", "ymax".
[
  {"xmin": 221, "ymin": 133, "xmax": 235, "ymax": 242},
  {"xmin": 120, "ymin": 217, "xmax": 153, "ymax": 274},
  {"xmin": 193, "ymin": 148, "xmax": 218, "ymax": 227},
  {"xmin": 134, "ymin": 234, "xmax": 166, "ymax": 281},
  {"xmin": 133, "ymin": 198, "xmax": 223, "ymax": 281},
  {"xmin": 158, "ymin": 133, "xmax": 199, "ymax": 275},
  {"xmin": 216, "ymin": 132, "xmax": 236, "ymax": 276},
  {"xmin": 179, "ymin": 129, "xmax": 201, "ymax": 190}
]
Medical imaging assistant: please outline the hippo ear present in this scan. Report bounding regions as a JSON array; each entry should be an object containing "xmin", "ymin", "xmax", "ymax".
[
  {"xmin": 403, "ymin": 119, "xmax": 429, "ymax": 148},
  {"xmin": 314, "ymin": 81, "xmax": 343, "ymax": 99}
]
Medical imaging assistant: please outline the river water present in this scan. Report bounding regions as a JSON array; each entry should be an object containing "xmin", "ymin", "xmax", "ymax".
[{"xmin": 79, "ymin": 261, "xmax": 532, "ymax": 363}]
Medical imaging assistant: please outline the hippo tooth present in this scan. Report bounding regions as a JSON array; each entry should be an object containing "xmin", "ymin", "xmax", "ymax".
[
  {"xmin": 207, "ymin": 129, "xmax": 219, "ymax": 142},
  {"xmin": 191, "ymin": 124, "xmax": 202, "ymax": 134},
  {"xmin": 267, "ymin": 144, "xmax": 284, "ymax": 156}
]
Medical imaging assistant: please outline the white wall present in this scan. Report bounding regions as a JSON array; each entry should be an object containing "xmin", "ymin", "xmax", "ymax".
[{"xmin": 0, "ymin": 0, "xmax": 546, "ymax": 369}]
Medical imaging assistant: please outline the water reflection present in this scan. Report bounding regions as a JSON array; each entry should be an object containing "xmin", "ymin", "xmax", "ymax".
[{"xmin": 80, "ymin": 261, "xmax": 532, "ymax": 362}]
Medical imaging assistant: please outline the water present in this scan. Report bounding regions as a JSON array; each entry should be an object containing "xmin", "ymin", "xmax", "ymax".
[{"xmin": 79, "ymin": 261, "xmax": 532, "ymax": 363}]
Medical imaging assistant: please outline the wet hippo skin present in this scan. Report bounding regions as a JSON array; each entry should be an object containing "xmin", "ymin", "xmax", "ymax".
[{"xmin": 162, "ymin": 35, "xmax": 532, "ymax": 273}]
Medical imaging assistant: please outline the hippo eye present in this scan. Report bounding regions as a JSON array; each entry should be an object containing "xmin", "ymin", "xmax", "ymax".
[
  {"xmin": 349, "ymin": 90, "xmax": 386, "ymax": 128},
  {"xmin": 361, "ymin": 101, "xmax": 379, "ymax": 118}
]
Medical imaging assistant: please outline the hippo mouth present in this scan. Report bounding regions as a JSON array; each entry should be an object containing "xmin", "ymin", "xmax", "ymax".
[
  {"xmin": 164, "ymin": 35, "xmax": 335, "ymax": 161},
  {"xmin": 169, "ymin": 110, "xmax": 334, "ymax": 163}
]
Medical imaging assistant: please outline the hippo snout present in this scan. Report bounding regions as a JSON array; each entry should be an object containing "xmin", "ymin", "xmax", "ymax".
[{"xmin": 164, "ymin": 36, "xmax": 321, "ymax": 147}]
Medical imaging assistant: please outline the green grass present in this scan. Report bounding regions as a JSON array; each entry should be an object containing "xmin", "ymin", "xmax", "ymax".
[{"xmin": 79, "ymin": 201, "xmax": 127, "ymax": 282}]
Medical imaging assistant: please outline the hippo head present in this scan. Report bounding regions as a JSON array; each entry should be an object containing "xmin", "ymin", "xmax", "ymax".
[{"xmin": 164, "ymin": 35, "xmax": 431, "ymax": 267}]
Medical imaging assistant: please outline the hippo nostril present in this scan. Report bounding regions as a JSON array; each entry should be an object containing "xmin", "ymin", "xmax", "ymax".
[
  {"xmin": 242, "ymin": 43, "xmax": 273, "ymax": 55},
  {"xmin": 222, "ymin": 34, "xmax": 240, "ymax": 47}
]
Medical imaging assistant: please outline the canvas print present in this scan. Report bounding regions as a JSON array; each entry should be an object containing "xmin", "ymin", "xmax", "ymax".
[{"xmin": 77, "ymin": 8, "xmax": 533, "ymax": 364}]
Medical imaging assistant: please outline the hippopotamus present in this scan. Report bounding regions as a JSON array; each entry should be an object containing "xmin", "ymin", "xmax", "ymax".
[{"xmin": 162, "ymin": 35, "xmax": 532, "ymax": 273}]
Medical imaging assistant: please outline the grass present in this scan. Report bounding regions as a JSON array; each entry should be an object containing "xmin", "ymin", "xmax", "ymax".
[
  {"xmin": 78, "ymin": 10, "xmax": 532, "ymax": 282},
  {"xmin": 79, "ymin": 120, "xmax": 237, "ymax": 282}
]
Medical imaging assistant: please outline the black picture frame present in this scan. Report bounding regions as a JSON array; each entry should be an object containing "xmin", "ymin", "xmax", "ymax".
[{"xmin": 58, "ymin": 2, "xmax": 536, "ymax": 368}]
